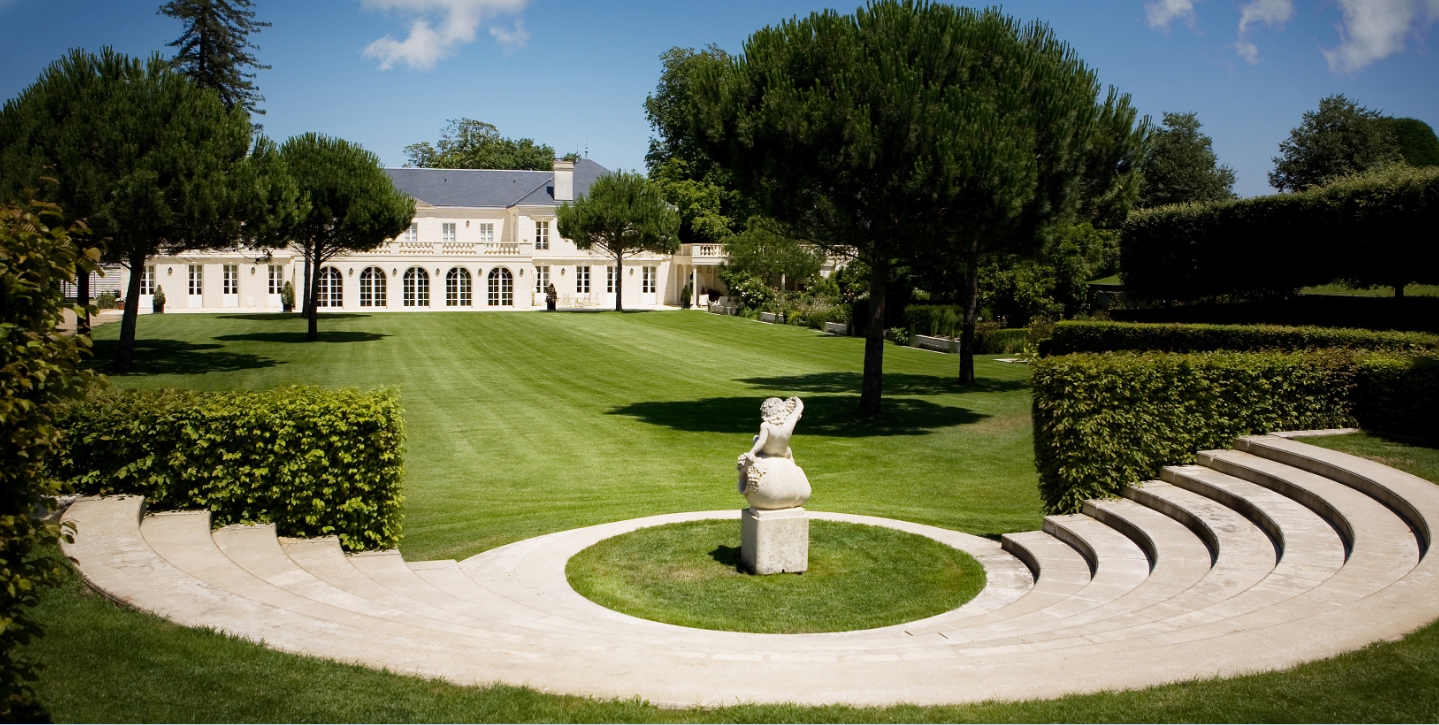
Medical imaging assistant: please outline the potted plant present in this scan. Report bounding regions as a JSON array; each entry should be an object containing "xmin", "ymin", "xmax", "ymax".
[
  {"xmin": 281, "ymin": 280, "xmax": 295, "ymax": 313},
  {"xmin": 152, "ymin": 286, "xmax": 166, "ymax": 314}
]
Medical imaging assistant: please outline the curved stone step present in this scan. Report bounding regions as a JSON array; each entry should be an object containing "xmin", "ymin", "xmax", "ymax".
[
  {"xmin": 1200, "ymin": 448, "xmax": 1421, "ymax": 603},
  {"xmin": 949, "ymin": 498, "xmax": 1214, "ymax": 646},
  {"xmin": 59, "ymin": 435, "xmax": 1439, "ymax": 708},
  {"xmin": 1238, "ymin": 434, "xmax": 1435, "ymax": 553},
  {"xmin": 927, "ymin": 514, "xmax": 1151, "ymax": 643}
]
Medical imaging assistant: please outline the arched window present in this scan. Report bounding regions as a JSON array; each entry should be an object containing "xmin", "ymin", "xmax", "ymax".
[
  {"xmin": 360, "ymin": 267, "xmax": 387, "ymax": 307},
  {"xmin": 446, "ymin": 267, "xmax": 472, "ymax": 307},
  {"xmin": 487, "ymin": 267, "xmax": 514, "ymax": 307},
  {"xmin": 317, "ymin": 267, "xmax": 344, "ymax": 307},
  {"xmin": 403, "ymin": 267, "xmax": 430, "ymax": 307}
]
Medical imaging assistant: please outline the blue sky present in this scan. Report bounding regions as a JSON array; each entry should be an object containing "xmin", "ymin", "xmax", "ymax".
[{"xmin": 2, "ymin": 0, "xmax": 1436, "ymax": 197}]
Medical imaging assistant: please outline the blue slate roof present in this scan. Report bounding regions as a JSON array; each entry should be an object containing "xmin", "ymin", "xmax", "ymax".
[{"xmin": 383, "ymin": 159, "xmax": 610, "ymax": 209}]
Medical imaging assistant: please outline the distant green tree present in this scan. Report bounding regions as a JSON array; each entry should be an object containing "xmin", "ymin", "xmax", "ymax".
[
  {"xmin": 405, "ymin": 119, "xmax": 555, "ymax": 171},
  {"xmin": 159, "ymin": 0, "xmax": 270, "ymax": 117},
  {"xmin": 1270, "ymin": 95, "xmax": 1401, "ymax": 192},
  {"xmin": 1137, "ymin": 112, "xmax": 1236, "ymax": 207},
  {"xmin": 691, "ymin": 2, "xmax": 1146, "ymax": 406},
  {"xmin": 1385, "ymin": 117, "xmax": 1439, "ymax": 168},
  {"xmin": 0, "ymin": 48, "xmax": 297, "ymax": 372},
  {"xmin": 722, "ymin": 217, "xmax": 826, "ymax": 289},
  {"xmin": 645, "ymin": 46, "xmax": 750, "ymax": 243},
  {"xmin": 281, "ymin": 134, "xmax": 414, "ymax": 341},
  {"xmin": 555, "ymin": 171, "xmax": 680, "ymax": 312}
]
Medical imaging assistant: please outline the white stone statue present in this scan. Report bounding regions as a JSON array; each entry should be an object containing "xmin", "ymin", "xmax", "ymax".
[{"xmin": 737, "ymin": 397, "xmax": 811, "ymax": 510}]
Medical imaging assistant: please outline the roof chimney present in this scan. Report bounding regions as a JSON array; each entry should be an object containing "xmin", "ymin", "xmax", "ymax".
[{"xmin": 553, "ymin": 159, "xmax": 575, "ymax": 202}]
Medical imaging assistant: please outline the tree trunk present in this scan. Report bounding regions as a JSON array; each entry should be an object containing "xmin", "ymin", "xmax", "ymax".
[
  {"xmin": 306, "ymin": 253, "xmax": 323, "ymax": 342},
  {"xmin": 1395, "ymin": 282, "xmax": 1406, "ymax": 300},
  {"xmin": 75, "ymin": 265, "xmax": 91, "ymax": 337},
  {"xmin": 859, "ymin": 258, "xmax": 889, "ymax": 416},
  {"xmin": 114, "ymin": 248, "xmax": 147, "ymax": 373},
  {"xmin": 614, "ymin": 252, "xmax": 625, "ymax": 312},
  {"xmin": 301, "ymin": 252, "xmax": 312, "ymax": 317},
  {"xmin": 959, "ymin": 234, "xmax": 981, "ymax": 385}
]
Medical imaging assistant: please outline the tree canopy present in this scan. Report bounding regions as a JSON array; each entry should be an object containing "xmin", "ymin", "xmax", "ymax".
[
  {"xmin": 281, "ymin": 133, "xmax": 413, "ymax": 341},
  {"xmin": 159, "ymin": 0, "xmax": 270, "ymax": 117},
  {"xmin": 1137, "ymin": 112, "xmax": 1236, "ymax": 208},
  {"xmin": 0, "ymin": 48, "xmax": 295, "ymax": 371},
  {"xmin": 1387, "ymin": 117, "xmax": 1439, "ymax": 168},
  {"xmin": 722, "ymin": 217, "xmax": 827, "ymax": 288},
  {"xmin": 404, "ymin": 119, "xmax": 556, "ymax": 171},
  {"xmin": 690, "ymin": 1, "xmax": 1146, "ymax": 408},
  {"xmin": 555, "ymin": 171, "xmax": 679, "ymax": 312},
  {"xmin": 1270, "ymin": 95, "xmax": 1401, "ymax": 192}
]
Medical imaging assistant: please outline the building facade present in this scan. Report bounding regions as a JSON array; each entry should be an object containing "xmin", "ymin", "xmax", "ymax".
[{"xmin": 115, "ymin": 159, "xmax": 729, "ymax": 313}]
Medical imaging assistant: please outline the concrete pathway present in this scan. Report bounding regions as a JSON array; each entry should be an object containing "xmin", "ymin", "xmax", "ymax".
[{"xmin": 61, "ymin": 434, "xmax": 1439, "ymax": 707}]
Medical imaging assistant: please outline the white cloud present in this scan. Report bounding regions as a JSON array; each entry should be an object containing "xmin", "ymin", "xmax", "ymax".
[
  {"xmin": 489, "ymin": 19, "xmax": 530, "ymax": 56},
  {"xmin": 1322, "ymin": 0, "xmax": 1439, "ymax": 73},
  {"xmin": 362, "ymin": 0, "xmax": 530, "ymax": 70},
  {"xmin": 1233, "ymin": 0, "xmax": 1294, "ymax": 63},
  {"xmin": 1146, "ymin": 0, "xmax": 1200, "ymax": 29}
]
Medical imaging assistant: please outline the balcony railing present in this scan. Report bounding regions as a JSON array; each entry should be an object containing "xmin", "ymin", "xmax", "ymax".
[{"xmin": 484, "ymin": 242, "xmax": 520, "ymax": 255}]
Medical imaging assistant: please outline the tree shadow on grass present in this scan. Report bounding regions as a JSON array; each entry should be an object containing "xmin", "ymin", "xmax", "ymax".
[
  {"xmin": 213, "ymin": 331, "xmax": 388, "ymax": 344},
  {"xmin": 215, "ymin": 313, "xmax": 372, "ymax": 322},
  {"xmin": 737, "ymin": 372, "xmax": 1027, "ymax": 396},
  {"xmin": 88, "ymin": 338, "xmax": 281, "ymax": 376},
  {"xmin": 608, "ymin": 394, "xmax": 987, "ymax": 437}
]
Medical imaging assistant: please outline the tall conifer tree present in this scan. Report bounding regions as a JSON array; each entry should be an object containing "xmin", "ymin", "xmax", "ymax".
[{"xmin": 159, "ymin": 0, "xmax": 270, "ymax": 117}]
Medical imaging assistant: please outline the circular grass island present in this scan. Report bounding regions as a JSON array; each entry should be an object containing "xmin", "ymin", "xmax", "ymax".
[{"xmin": 565, "ymin": 519, "xmax": 987, "ymax": 634}]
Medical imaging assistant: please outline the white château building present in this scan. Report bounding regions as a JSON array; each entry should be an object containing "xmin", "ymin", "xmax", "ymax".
[{"xmin": 114, "ymin": 159, "xmax": 729, "ymax": 313}]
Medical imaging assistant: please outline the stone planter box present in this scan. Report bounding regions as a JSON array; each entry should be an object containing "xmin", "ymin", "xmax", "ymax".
[
  {"xmin": 824, "ymin": 322, "xmax": 849, "ymax": 336},
  {"xmin": 914, "ymin": 334, "xmax": 959, "ymax": 353},
  {"xmin": 759, "ymin": 312, "xmax": 783, "ymax": 324}
]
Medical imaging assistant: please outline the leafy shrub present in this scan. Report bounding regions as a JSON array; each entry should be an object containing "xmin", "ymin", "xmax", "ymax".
[
  {"xmin": 1031, "ymin": 349, "xmax": 1439, "ymax": 513},
  {"xmin": 903, "ymin": 305, "xmax": 963, "ymax": 338},
  {"xmin": 717, "ymin": 267, "xmax": 772, "ymax": 311},
  {"xmin": 1048, "ymin": 320, "xmax": 1439, "ymax": 355},
  {"xmin": 95, "ymin": 290, "xmax": 119, "ymax": 310},
  {"xmin": 889, "ymin": 327, "xmax": 912, "ymax": 346},
  {"xmin": 975, "ymin": 325, "xmax": 1028, "ymax": 354},
  {"xmin": 56, "ymin": 386, "xmax": 405, "ymax": 551},
  {"xmin": 0, "ymin": 198, "xmax": 99, "ymax": 718}
]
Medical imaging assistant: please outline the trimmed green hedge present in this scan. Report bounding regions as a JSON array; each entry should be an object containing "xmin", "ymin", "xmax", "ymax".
[
  {"xmin": 1122, "ymin": 165, "xmax": 1439, "ymax": 302},
  {"xmin": 1048, "ymin": 320, "xmax": 1439, "ymax": 355},
  {"xmin": 57, "ymin": 386, "xmax": 405, "ymax": 551},
  {"xmin": 1031, "ymin": 350, "xmax": 1439, "ymax": 514}
]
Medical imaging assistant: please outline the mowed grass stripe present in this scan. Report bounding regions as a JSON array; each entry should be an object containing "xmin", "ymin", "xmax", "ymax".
[{"xmin": 91, "ymin": 310, "xmax": 1041, "ymax": 561}]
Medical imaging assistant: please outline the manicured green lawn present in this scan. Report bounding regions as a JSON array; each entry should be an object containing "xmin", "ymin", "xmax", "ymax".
[
  {"xmin": 87, "ymin": 311, "xmax": 1042, "ymax": 561},
  {"xmin": 23, "ymin": 312, "xmax": 1439, "ymax": 721},
  {"xmin": 566, "ymin": 519, "xmax": 986, "ymax": 633}
]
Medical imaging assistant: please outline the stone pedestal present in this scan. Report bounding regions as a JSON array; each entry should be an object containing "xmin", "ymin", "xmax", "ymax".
[{"xmin": 741, "ymin": 507, "xmax": 808, "ymax": 575}]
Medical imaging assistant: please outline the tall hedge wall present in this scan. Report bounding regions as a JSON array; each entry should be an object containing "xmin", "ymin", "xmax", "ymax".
[
  {"xmin": 1047, "ymin": 320, "xmax": 1439, "ymax": 355},
  {"xmin": 57, "ymin": 386, "xmax": 405, "ymax": 550},
  {"xmin": 1121, "ymin": 165, "xmax": 1439, "ymax": 302},
  {"xmin": 1031, "ymin": 350, "xmax": 1439, "ymax": 514}
]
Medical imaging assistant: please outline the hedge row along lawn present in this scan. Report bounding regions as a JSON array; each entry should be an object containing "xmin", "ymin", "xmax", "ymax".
[
  {"xmin": 1046, "ymin": 320, "xmax": 1439, "ymax": 355},
  {"xmin": 1031, "ymin": 349, "xmax": 1439, "ymax": 513},
  {"xmin": 22, "ymin": 312, "xmax": 1439, "ymax": 721},
  {"xmin": 58, "ymin": 386, "xmax": 405, "ymax": 550}
]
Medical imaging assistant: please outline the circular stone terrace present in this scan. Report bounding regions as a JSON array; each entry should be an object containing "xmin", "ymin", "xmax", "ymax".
[{"xmin": 63, "ymin": 433, "xmax": 1439, "ymax": 708}]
